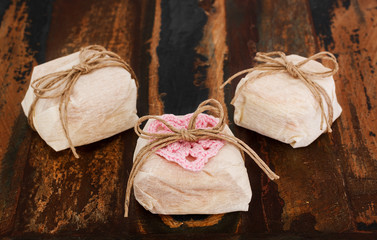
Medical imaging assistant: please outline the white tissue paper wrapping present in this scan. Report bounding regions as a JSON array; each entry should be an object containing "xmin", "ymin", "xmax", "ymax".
[
  {"xmin": 133, "ymin": 119, "xmax": 252, "ymax": 215},
  {"xmin": 21, "ymin": 51, "xmax": 138, "ymax": 152},
  {"xmin": 233, "ymin": 54, "xmax": 342, "ymax": 148}
]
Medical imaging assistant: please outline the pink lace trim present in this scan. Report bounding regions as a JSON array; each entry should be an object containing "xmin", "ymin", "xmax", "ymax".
[{"xmin": 147, "ymin": 113, "xmax": 225, "ymax": 171}]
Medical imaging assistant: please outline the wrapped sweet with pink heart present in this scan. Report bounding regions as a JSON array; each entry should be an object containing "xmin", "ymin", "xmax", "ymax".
[{"xmin": 125, "ymin": 99, "xmax": 278, "ymax": 216}]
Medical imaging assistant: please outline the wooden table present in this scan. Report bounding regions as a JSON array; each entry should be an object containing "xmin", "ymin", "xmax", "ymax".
[{"xmin": 1, "ymin": 0, "xmax": 376, "ymax": 239}]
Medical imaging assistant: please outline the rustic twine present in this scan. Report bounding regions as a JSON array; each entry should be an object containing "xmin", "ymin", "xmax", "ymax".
[
  {"xmin": 28, "ymin": 45, "xmax": 138, "ymax": 158},
  {"xmin": 220, "ymin": 51, "xmax": 339, "ymax": 132},
  {"xmin": 124, "ymin": 99, "xmax": 279, "ymax": 217}
]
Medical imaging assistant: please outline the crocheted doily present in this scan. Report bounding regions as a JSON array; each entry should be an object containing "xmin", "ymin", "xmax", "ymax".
[{"xmin": 147, "ymin": 113, "xmax": 225, "ymax": 171}]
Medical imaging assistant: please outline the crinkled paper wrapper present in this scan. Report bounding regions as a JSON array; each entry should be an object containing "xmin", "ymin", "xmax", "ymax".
[
  {"xmin": 21, "ymin": 51, "xmax": 138, "ymax": 152},
  {"xmin": 132, "ymin": 119, "xmax": 252, "ymax": 215},
  {"xmin": 233, "ymin": 54, "xmax": 342, "ymax": 148}
]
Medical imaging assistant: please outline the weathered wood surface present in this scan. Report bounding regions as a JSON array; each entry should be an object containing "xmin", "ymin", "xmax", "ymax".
[{"xmin": 0, "ymin": 0, "xmax": 376, "ymax": 239}]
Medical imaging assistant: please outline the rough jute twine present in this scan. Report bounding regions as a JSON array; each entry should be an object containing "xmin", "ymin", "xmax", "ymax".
[
  {"xmin": 220, "ymin": 51, "xmax": 339, "ymax": 132},
  {"xmin": 124, "ymin": 99, "xmax": 279, "ymax": 217},
  {"xmin": 28, "ymin": 45, "xmax": 138, "ymax": 158}
]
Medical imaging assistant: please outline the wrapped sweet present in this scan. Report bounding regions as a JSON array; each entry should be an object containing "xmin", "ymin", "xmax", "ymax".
[
  {"xmin": 21, "ymin": 45, "xmax": 138, "ymax": 157},
  {"xmin": 221, "ymin": 52, "xmax": 342, "ymax": 148},
  {"xmin": 124, "ymin": 99, "xmax": 278, "ymax": 216}
]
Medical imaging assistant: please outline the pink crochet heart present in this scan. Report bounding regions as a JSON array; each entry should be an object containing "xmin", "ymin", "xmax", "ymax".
[{"xmin": 147, "ymin": 113, "xmax": 225, "ymax": 171}]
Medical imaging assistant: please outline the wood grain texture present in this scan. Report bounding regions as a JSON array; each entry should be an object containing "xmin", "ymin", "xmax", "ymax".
[
  {"xmin": 253, "ymin": 0, "xmax": 353, "ymax": 232},
  {"xmin": 148, "ymin": 0, "xmax": 164, "ymax": 115},
  {"xmin": 224, "ymin": 0, "xmax": 268, "ymax": 233},
  {"xmin": 196, "ymin": 0, "xmax": 227, "ymax": 104},
  {"xmin": 157, "ymin": 0, "xmax": 209, "ymax": 114},
  {"xmin": 310, "ymin": 0, "xmax": 377, "ymax": 231},
  {"xmin": 0, "ymin": 0, "xmax": 53, "ymax": 235},
  {"xmin": 1, "ymin": 0, "xmax": 377, "ymax": 238}
]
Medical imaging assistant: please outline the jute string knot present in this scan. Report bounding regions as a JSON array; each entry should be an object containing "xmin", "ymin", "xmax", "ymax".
[
  {"xmin": 179, "ymin": 129, "xmax": 198, "ymax": 142},
  {"xmin": 124, "ymin": 99, "xmax": 279, "ymax": 217},
  {"xmin": 220, "ymin": 51, "xmax": 339, "ymax": 132},
  {"xmin": 72, "ymin": 64, "xmax": 92, "ymax": 74},
  {"xmin": 28, "ymin": 45, "xmax": 138, "ymax": 158},
  {"xmin": 285, "ymin": 61, "xmax": 300, "ymax": 78}
]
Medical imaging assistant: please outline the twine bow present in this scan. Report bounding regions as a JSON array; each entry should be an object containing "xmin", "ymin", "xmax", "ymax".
[
  {"xmin": 220, "ymin": 51, "xmax": 339, "ymax": 132},
  {"xmin": 124, "ymin": 99, "xmax": 279, "ymax": 217},
  {"xmin": 28, "ymin": 45, "xmax": 138, "ymax": 158}
]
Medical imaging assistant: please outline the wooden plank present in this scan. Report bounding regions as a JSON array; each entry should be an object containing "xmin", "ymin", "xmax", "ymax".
[
  {"xmin": 197, "ymin": 0, "xmax": 227, "ymax": 104},
  {"xmin": 0, "ymin": 0, "xmax": 53, "ymax": 235},
  {"xmin": 224, "ymin": 0, "xmax": 267, "ymax": 233},
  {"xmin": 157, "ymin": 0, "xmax": 209, "ymax": 114},
  {"xmin": 12, "ymin": 0, "xmax": 154, "ymax": 235},
  {"xmin": 126, "ymin": 0, "xmax": 244, "ymax": 234},
  {"xmin": 148, "ymin": 0, "xmax": 164, "ymax": 115},
  {"xmin": 256, "ymin": 0, "xmax": 355, "ymax": 232},
  {"xmin": 310, "ymin": 0, "xmax": 377, "ymax": 232},
  {"xmin": 224, "ymin": 0, "xmax": 355, "ymax": 233}
]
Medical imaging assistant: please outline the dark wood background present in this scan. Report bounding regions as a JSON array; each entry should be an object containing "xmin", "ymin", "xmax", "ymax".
[{"xmin": 0, "ymin": 0, "xmax": 376, "ymax": 239}]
